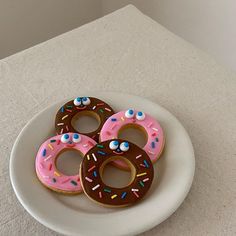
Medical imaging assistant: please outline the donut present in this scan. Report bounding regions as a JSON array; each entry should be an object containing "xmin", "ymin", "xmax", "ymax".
[
  {"xmin": 35, "ymin": 133, "xmax": 97, "ymax": 194},
  {"xmin": 100, "ymin": 109, "xmax": 165, "ymax": 170},
  {"xmin": 80, "ymin": 139, "xmax": 154, "ymax": 207},
  {"xmin": 55, "ymin": 97, "xmax": 114, "ymax": 142}
]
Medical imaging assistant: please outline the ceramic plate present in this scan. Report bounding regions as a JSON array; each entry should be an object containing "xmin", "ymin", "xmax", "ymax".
[{"xmin": 10, "ymin": 92, "xmax": 195, "ymax": 236}]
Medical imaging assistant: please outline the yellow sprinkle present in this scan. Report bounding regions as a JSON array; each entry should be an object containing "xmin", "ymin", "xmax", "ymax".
[
  {"xmin": 54, "ymin": 171, "xmax": 60, "ymax": 176},
  {"xmin": 87, "ymin": 154, "xmax": 90, "ymax": 160},
  {"xmin": 136, "ymin": 172, "xmax": 147, "ymax": 177},
  {"xmin": 111, "ymin": 194, "xmax": 117, "ymax": 199},
  {"xmin": 62, "ymin": 115, "xmax": 69, "ymax": 120},
  {"xmin": 121, "ymin": 116, "xmax": 125, "ymax": 121},
  {"xmin": 48, "ymin": 144, "xmax": 53, "ymax": 150}
]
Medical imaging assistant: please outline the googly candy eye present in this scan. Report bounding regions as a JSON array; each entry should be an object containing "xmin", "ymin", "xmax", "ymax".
[
  {"xmin": 82, "ymin": 97, "xmax": 91, "ymax": 106},
  {"xmin": 72, "ymin": 133, "xmax": 81, "ymax": 143},
  {"xmin": 61, "ymin": 133, "xmax": 70, "ymax": 143},
  {"xmin": 119, "ymin": 142, "xmax": 129, "ymax": 152},
  {"xmin": 74, "ymin": 97, "xmax": 82, "ymax": 106},
  {"xmin": 109, "ymin": 140, "xmax": 119, "ymax": 150},
  {"xmin": 125, "ymin": 109, "xmax": 135, "ymax": 118},
  {"xmin": 136, "ymin": 111, "xmax": 145, "ymax": 121}
]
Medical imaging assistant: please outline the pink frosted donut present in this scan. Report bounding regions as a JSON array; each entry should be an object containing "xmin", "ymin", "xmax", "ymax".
[
  {"xmin": 100, "ymin": 109, "xmax": 165, "ymax": 170},
  {"xmin": 35, "ymin": 133, "xmax": 97, "ymax": 194}
]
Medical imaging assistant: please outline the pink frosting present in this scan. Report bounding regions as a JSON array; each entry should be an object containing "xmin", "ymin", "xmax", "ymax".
[
  {"xmin": 100, "ymin": 110, "xmax": 164, "ymax": 169},
  {"xmin": 35, "ymin": 133, "xmax": 97, "ymax": 193}
]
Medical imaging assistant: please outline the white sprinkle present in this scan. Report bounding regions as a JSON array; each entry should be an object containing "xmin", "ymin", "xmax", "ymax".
[
  {"xmin": 92, "ymin": 106, "xmax": 96, "ymax": 110},
  {"xmin": 136, "ymin": 154, "xmax": 142, "ymax": 159},
  {"xmin": 92, "ymin": 153, "xmax": 97, "ymax": 162},
  {"xmin": 44, "ymin": 155, "xmax": 52, "ymax": 162},
  {"xmin": 57, "ymin": 123, "xmax": 64, "ymax": 126},
  {"xmin": 147, "ymin": 122, "xmax": 153, "ymax": 128},
  {"xmin": 148, "ymin": 150, "xmax": 155, "ymax": 155},
  {"xmin": 131, "ymin": 188, "xmax": 139, "ymax": 192},
  {"xmin": 42, "ymin": 175, "xmax": 49, "ymax": 179},
  {"xmin": 152, "ymin": 127, "xmax": 158, "ymax": 131},
  {"xmin": 142, "ymin": 178, "xmax": 149, "ymax": 182},
  {"xmin": 105, "ymin": 107, "xmax": 111, "ymax": 112},
  {"xmin": 85, "ymin": 177, "xmax": 93, "ymax": 182},
  {"xmin": 92, "ymin": 184, "xmax": 100, "ymax": 191},
  {"xmin": 39, "ymin": 163, "xmax": 44, "ymax": 169},
  {"xmin": 83, "ymin": 143, "xmax": 88, "ymax": 147}
]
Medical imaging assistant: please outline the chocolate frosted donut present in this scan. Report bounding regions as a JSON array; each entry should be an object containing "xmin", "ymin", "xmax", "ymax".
[
  {"xmin": 55, "ymin": 97, "xmax": 114, "ymax": 142},
  {"xmin": 80, "ymin": 139, "xmax": 154, "ymax": 207}
]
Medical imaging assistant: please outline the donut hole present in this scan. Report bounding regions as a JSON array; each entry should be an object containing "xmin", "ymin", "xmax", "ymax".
[
  {"xmin": 99, "ymin": 157, "xmax": 136, "ymax": 188},
  {"xmin": 56, "ymin": 149, "xmax": 83, "ymax": 176},
  {"xmin": 71, "ymin": 111, "xmax": 100, "ymax": 133},
  {"xmin": 118, "ymin": 124, "xmax": 147, "ymax": 148}
]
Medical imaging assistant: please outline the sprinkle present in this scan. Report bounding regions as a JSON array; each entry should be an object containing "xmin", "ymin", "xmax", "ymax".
[
  {"xmin": 50, "ymin": 139, "xmax": 56, "ymax": 143},
  {"xmin": 39, "ymin": 163, "xmax": 44, "ymax": 169},
  {"xmin": 52, "ymin": 178, "xmax": 56, "ymax": 183},
  {"xmin": 62, "ymin": 115, "xmax": 69, "ymax": 120},
  {"xmin": 151, "ymin": 142, "xmax": 155, "ymax": 148},
  {"xmin": 155, "ymin": 137, "xmax": 159, "ymax": 142},
  {"xmin": 97, "ymin": 103, "xmax": 104, "ymax": 106},
  {"xmin": 61, "ymin": 178, "xmax": 70, "ymax": 184},
  {"xmin": 142, "ymin": 178, "xmax": 149, "ymax": 182},
  {"xmin": 66, "ymin": 125, "xmax": 69, "ymax": 131},
  {"xmin": 97, "ymin": 144, "xmax": 104, "ymax": 148},
  {"xmin": 71, "ymin": 180, "xmax": 78, "ymax": 186},
  {"xmin": 88, "ymin": 165, "xmax": 96, "ymax": 172},
  {"xmin": 147, "ymin": 122, "xmax": 153, "ymax": 128},
  {"xmin": 49, "ymin": 164, "xmax": 52, "ymax": 171},
  {"xmin": 144, "ymin": 160, "xmax": 149, "ymax": 168},
  {"xmin": 57, "ymin": 139, "xmax": 61, "ymax": 145},
  {"xmin": 97, "ymin": 151, "xmax": 106, "ymax": 155},
  {"xmin": 152, "ymin": 133, "xmax": 157, "ymax": 137},
  {"xmin": 152, "ymin": 127, "xmax": 158, "ymax": 131},
  {"xmin": 99, "ymin": 109, "xmax": 104, "ymax": 113},
  {"xmin": 136, "ymin": 172, "xmax": 147, "ymax": 177},
  {"xmin": 131, "ymin": 188, "xmax": 139, "ymax": 192},
  {"xmin": 48, "ymin": 144, "xmax": 54, "ymax": 150},
  {"xmin": 92, "ymin": 153, "xmax": 97, "ymax": 162},
  {"xmin": 106, "ymin": 131, "xmax": 111, "ymax": 136},
  {"xmin": 92, "ymin": 105, "xmax": 96, "ymax": 110},
  {"xmin": 85, "ymin": 177, "xmax": 93, "ymax": 182},
  {"xmin": 83, "ymin": 143, "xmax": 88, "ymax": 148},
  {"xmin": 111, "ymin": 124, "xmax": 117, "ymax": 130},
  {"xmin": 66, "ymin": 105, "xmax": 73, "ymax": 108},
  {"xmin": 92, "ymin": 184, "xmax": 100, "ymax": 191},
  {"xmin": 99, "ymin": 191, "xmax": 102, "ymax": 198},
  {"xmin": 65, "ymin": 109, "xmax": 72, "ymax": 113},
  {"xmin": 140, "ymin": 164, "xmax": 145, "ymax": 167},
  {"xmin": 136, "ymin": 154, "xmax": 142, "ymax": 159},
  {"xmin": 87, "ymin": 154, "xmax": 90, "ymax": 160},
  {"xmin": 42, "ymin": 149, "xmax": 46, "ymax": 157},
  {"xmin": 111, "ymin": 194, "xmax": 117, "ymax": 199},
  {"xmin": 93, "ymin": 171, "xmax": 97, "ymax": 177},
  {"xmin": 57, "ymin": 123, "xmax": 64, "ymax": 126},
  {"xmin": 60, "ymin": 107, "xmax": 64, "ymax": 112},
  {"xmin": 133, "ymin": 191, "xmax": 139, "ymax": 198},
  {"xmin": 60, "ymin": 128, "xmax": 64, "ymax": 134},
  {"xmin": 148, "ymin": 150, "xmax": 155, "ymax": 155},
  {"xmin": 121, "ymin": 116, "xmax": 125, "ymax": 121},
  {"xmin": 104, "ymin": 188, "xmax": 111, "ymax": 193},
  {"xmin": 111, "ymin": 118, "xmax": 117, "ymax": 122},
  {"xmin": 77, "ymin": 176, "xmax": 80, "ymax": 181},
  {"xmin": 54, "ymin": 171, "xmax": 60, "ymax": 177},
  {"xmin": 121, "ymin": 192, "xmax": 127, "ymax": 199},
  {"xmin": 44, "ymin": 155, "xmax": 52, "ymax": 162},
  {"xmin": 105, "ymin": 107, "xmax": 112, "ymax": 112},
  {"xmin": 42, "ymin": 175, "xmax": 49, "ymax": 179},
  {"xmin": 139, "ymin": 181, "xmax": 145, "ymax": 187}
]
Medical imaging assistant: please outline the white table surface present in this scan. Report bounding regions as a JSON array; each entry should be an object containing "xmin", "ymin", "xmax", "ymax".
[{"xmin": 0, "ymin": 5, "xmax": 235, "ymax": 236}]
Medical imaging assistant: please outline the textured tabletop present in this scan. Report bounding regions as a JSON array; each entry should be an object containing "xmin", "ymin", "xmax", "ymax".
[{"xmin": 0, "ymin": 5, "xmax": 235, "ymax": 236}]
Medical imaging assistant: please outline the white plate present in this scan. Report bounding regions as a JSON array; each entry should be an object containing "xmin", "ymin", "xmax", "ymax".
[{"xmin": 10, "ymin": 92, "xmax": 195, "ymax": 236}]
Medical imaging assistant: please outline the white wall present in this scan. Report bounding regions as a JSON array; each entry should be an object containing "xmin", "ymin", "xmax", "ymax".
[
  {"xmin": 0, "ymin": 0, "xmax": 102, "ymax": 59},
  {"xmin": 102, "ymin": 0, "xmax": 236, "ymax": 71}
]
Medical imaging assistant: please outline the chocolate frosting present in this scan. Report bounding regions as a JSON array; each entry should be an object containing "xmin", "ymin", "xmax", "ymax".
[
  {"xmin": 80, "ymin": 139, "xmax": 154, "ymax": 207},
  {"xmin": 55, "ymin": 97, "xmax": 114, "ymax": 142}
]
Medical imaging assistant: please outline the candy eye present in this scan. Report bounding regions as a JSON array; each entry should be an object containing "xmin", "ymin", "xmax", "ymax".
[
  {"xmin": 125, "ymin": 109, "xmax": 134, "ymax": 118},
  {"xmin": 72, "ymin": 133, "xmax": 81, "ymax": 143},
  {"xmin": 109, "ymin": 140, "xmax": 119, "ymax": 150},
  {"xmin": 61, "ymin": 133, "xmax": 70, "ymax": 143},
  {"xmin": 136, "ymin": 111, "xmax": 145, "ymax": 121},
  {"xmin": 82, "ymin": 97, "xmax": 91, "ymax": 106},
  {"xmin": 120, "ymin": 142, "xmax": 129, "ymax": 152},
  {"xmin": 74, "ymin": 97, "xmax": 82, "ymax": 106}
]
